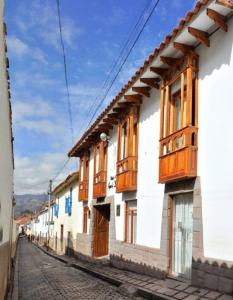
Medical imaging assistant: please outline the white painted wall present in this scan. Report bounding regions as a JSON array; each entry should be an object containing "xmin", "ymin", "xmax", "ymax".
[
  {"xmin": 198, "ymin": 17, "xmax": 233, "ymax": 261},
  {"xmin": 53, "ymin": 181, "xmax": 79, "ymax": 242},
  {"xmin": 137, "ymin": 89, "xmax": 165, "ymax": 249},
  {"xmin": 0, "ymin": 0, "xmax": 14, "ymax": 247}
]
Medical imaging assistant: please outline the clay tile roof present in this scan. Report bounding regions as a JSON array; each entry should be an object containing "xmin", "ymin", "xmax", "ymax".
[{"xmin": 53, "ymin": 171, "xmax": 79, "ymax": 195}]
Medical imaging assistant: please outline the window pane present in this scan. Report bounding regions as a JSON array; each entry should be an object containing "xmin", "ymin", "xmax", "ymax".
[{"xmin": 176, "ymin": 96, "xmax": 181, "ymax": 131}]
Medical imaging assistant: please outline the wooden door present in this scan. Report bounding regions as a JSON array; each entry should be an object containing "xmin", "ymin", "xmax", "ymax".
[
  {"xmin": 93, "ymin": 205, "xmax": 110, "ymax": 257},
  {"xmin": 172, "ymin": 193, "xmax": 193, "ymax": 279}
]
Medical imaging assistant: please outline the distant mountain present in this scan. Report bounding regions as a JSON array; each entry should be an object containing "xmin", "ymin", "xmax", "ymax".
[{"xmin": 14, "ymin": 194, "xmax": 48, "ymax": 216}]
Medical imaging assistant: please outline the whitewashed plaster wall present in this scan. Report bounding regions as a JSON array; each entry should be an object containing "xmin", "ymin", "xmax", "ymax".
[
  {"xmin": 198, "ymin": 16, "xmax": 233, "ymax": 261},
  {"xmin": 136, "ymin": 88, "xmax": 165, "ymax": 249},
  {"xmin": 0, "ymin": 0, "xmax": 13, "ymax": 246},
  {"xmin": 53, "ymin": 182, "xmax": 79, "ymax": 240}
]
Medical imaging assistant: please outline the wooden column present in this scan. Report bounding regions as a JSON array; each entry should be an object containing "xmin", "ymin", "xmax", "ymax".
[
  {"xmin": 186, "ymin": 67, "xmax": 193, "ymax": 126},
  {"xmin": 128, "ymin": 110, "xmax": 134, "ymax": 156},
  {"xmin": 165, "ymin": 85, "xmax": 170, "ymax": 137},
  {"xmin": 180, "ymin": 72, "xmax": 185, "ymax": 128},
  {"xmin": 160, "ymin": 88, "xmax": 165, "ymax": 139},
  {"xmin": 117, "ymin": 124, "xmax": 121, "ymax": 161}
]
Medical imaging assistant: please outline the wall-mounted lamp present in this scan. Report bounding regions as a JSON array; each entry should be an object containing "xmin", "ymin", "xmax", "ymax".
[{"xmin": 100, "ymin": 132, "xmax": 109, "ymax": 142}]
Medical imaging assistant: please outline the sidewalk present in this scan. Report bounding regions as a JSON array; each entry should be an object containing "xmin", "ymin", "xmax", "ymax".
[{"xmin": 34, "ymin": 243, "xmax": 232, "ymax": 300}]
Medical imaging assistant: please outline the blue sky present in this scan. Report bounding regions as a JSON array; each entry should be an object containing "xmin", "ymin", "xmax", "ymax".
[{"xmin": 5, "ymin": 0, "xmax": 196, "ymax": 194}]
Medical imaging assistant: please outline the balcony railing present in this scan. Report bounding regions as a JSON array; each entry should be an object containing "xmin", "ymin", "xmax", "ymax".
[
  {"xmin": 159, "ymin": 126, "xmax": 198, "ymax": 183},
  {"xmin": 116, "ymin": 156, "xmax": 137, "ymax": 192},
  {"xmin": 79, "ymin": 180, "xmax": 89, "ymax": 201},
  {"xmin": 93, "ymin": 170, "xmax": 107, "ymax": 198}
]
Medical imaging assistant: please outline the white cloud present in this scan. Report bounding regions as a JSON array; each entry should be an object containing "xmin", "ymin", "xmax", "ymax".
[
  {"xmin": 15, "ymin": 2, "xmax": 83, "ymax": 50},
  {"xmin": 14, "ymin": 71, "xmax": 55, "ymax": 88},
  {"xmin": 13, "ymin": 98, "xmax": 53, "ymax": 123},
  {"xmin": 14, "ymin": 153, "xmax": 77, "ymax": 194},
  {"xmin": 7, "ymin": 36, "xmax": 47, "ymax": 64},
  {"xmin": 12, "ymin": 97, "xmax": 68, "ymax": 137}
]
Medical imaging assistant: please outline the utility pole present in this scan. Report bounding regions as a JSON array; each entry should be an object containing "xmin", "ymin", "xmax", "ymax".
[{"xmin": 47, "ymin": 179, "xmax": 52, "ymax": 250}]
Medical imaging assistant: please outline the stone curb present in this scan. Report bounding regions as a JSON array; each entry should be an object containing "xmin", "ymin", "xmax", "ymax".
[{"xmin": 33, "ymin": 242, "xmax": 174, "ymax": 300}]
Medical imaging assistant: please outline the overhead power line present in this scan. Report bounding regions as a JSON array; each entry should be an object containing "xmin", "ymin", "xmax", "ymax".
[
  {"xmin": 84, "ymin": 0, "xmax": 160, "ymax": 129},
  {"xmin": 56, "ymin": 0, "xmax": 74, "ymax": 145},
  {"xmin": 78, "ymin": 0, "xmax": 153, "ymax": 134}
]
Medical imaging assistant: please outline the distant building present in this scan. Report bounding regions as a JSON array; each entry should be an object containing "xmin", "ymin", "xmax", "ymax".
[{"xmin": 0, "ymin": 0, "xmax": 15, "ymax": 299}]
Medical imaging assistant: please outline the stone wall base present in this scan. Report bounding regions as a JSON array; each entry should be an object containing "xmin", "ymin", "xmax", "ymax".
[
  {"xmin": 192, "ymin": 257, "xmax": 233, "ymax": 294},
  {"xmin": 76, "ymin": 233, "xmax": 92, "ymax": 257},
  {"xmin": 110, "ymin": 240, "xmax": 167, "ymax": 279},
  {"xmin": 0, "ymin": 241, "xmax": 10, "ymax": 300}
]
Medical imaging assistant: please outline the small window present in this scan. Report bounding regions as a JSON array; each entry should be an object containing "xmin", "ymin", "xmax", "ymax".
[
  {"xmin": 83, "ymin": 206, "xmax": 89, "ymax": 233},
  {"xmin": 125, "ymin": 200, "xmax": 137, "ymax": 244}
]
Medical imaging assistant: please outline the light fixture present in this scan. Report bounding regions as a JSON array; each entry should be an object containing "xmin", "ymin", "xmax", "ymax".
[{"xmin": 100, "ymin": 132, "xmax": 109, "ymax": 142}]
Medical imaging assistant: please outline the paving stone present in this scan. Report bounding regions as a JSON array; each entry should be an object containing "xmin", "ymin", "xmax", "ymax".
[
  {"xmin": 217, "ymin": 295, "xmax": 233, "ymax": 300},
  {"xmin": 174, "ymin": 292, "xmax": 189, "ymax": 299},
  {"xmin": 183, "ymin": 295, "xmax": 199, "ymax": 300},
  {"xmin": 205, "ymin": 291, "xmax": 221, "ymax": 299},
  {"xmin": 193, "ymin": 288, "xmax": 209, "ymax": 297},
  {"xmin": 175, "ymin": 283, "xmax": 191, "ymax": 291},
  {"xmin": 166, "ymin": 279, "xmax": 181, "ymax": 289},
  {"xmin": 156, "ymin": 287, "xmax": 170, "ymax": 294},
  {"xmin": 164, "ymin": 289, "xmax": 179, "ymax": 296},
  {"xmin": 185, "ymin": 286, "xmax": 199, "ymax": 293},
  {"xmin": 14, "ymin": 239, "xmax": 130, "ymax": 300}
]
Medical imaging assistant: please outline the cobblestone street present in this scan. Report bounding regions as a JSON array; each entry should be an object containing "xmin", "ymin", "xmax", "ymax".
[{"xmin": 13, "ymin": 239, "xmax": 131, "ymax": 300}]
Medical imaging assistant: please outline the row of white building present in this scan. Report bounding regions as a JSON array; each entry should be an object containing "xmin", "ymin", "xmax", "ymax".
[{"xmin": 30, "ymin": 0, "xmax": 233, "ymax": 294}]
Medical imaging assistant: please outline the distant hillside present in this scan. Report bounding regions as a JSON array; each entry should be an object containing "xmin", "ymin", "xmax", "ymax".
[{"xmin": 14, "ymin": 194, "xmax": 47, "ymax": 216}]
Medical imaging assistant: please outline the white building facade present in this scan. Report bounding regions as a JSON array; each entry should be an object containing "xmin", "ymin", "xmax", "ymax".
[
  {"xmin": 68, "ymin": 0, "xmax": 233, "ymax": 294},
  {"xmin": 0, "ymin": 0, "xmax": 15, "ymax": 299}
]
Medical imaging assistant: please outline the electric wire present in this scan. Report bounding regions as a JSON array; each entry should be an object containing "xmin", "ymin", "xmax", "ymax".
[
  {"xmin": 87, "ymin": 0, "xmax": 160, "ymax": 127},
  {"xmin": 56, "ymin": 0, "xmax": 74, "ymax": 145},
  {"xmin": 77, "ymin": 0, "xmax": 153, "ymax": 135},
  {"xmin": 41, "ymin": 0, "xmax": 160, "ymax": 193}
]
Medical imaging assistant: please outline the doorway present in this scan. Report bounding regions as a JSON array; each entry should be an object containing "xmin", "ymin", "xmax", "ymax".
[
  {"xmin": 60, "ymin": 225, "xmax": 64, "ymax": 252},
  {"xmin": 93, "ymin": 204, "xmax": 110, "ymax": 257},
  {"xmin": 172, "ymin": 193, "xmax": 193, "ymax": 280}
]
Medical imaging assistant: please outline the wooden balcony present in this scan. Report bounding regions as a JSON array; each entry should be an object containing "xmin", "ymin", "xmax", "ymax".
[
  {"xmin": 93, "ymin": 170, "xmax": 107, "ymax": 198},
  {"xmin": 79, "ymin": 180, "xmax": 88, "ymax": 201},
  {"xmin": 116, "ymin": 156, "xmax": 137, "ymax": 192},
  {"xmin": 159, "ymin": 126, "xmax": 197, "ymax": 183}
]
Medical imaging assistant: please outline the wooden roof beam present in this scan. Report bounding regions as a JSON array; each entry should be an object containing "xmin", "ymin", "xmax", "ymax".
[
  {"xmin": 160, "ymin": 56, "xmax": 182, "ymax": 67},
  {"xmin": 140, "ymin": 77, "xmax": 159, "ymax": 89},
  {"xmin": 216, "ymin": 0, "xmax": 233, "ymax": 9},
  {"xmin": 150, "ymin": 67, "xmax": 168, "ymax": 77},
  {"xmin": 124, "ymin": 94, "xmax": 142, "ymax": 104},
  {"xmin": 207, "ymin": 8, "xmax": 228, "ymax": 32},
  {"xmin": 188, "ymin": 27, "xmax": 210, "ymax": 47},
  {"xmin": 108, "ymin": 113, "xmax": 119, "ymax": 119},
  {"xmin": 173, "ymin": 42, "xmax": 194, "ymax": 54},
  {"xmin": 118, "ymin": 102, "xmax": 138, "ymax": 108},
  {"xmin": 112, "ymin": 107, "xmax": 124, "ymax": 113},
  {"xmin": 98, "ymin": 124, "xmax": 113, "ymax": 130},
  {"xmin": 103, "ymin": 118, "xmax": 118, "ymax": 125},
  {"xmin": 132, "ymin": 86, "xmax": 151, "ymax": 97}
]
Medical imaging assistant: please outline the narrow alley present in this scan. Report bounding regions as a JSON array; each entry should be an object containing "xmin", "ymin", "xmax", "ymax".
[{"xmin": 12, "ymin": 239, "xmax": 130, "ymax": 300}]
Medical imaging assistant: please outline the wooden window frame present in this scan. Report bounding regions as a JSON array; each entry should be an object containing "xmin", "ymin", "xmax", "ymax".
[
  {"xmin": 79, "ymin": 151, "xmax": 89, "ymax": 201},
  {"xmin": 93, "ymin": 141, "xmax": 108, "ymax": 179},
  {"xmin": 117, "ymin": 107, "xmax": 139, "ymax": 163}
]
